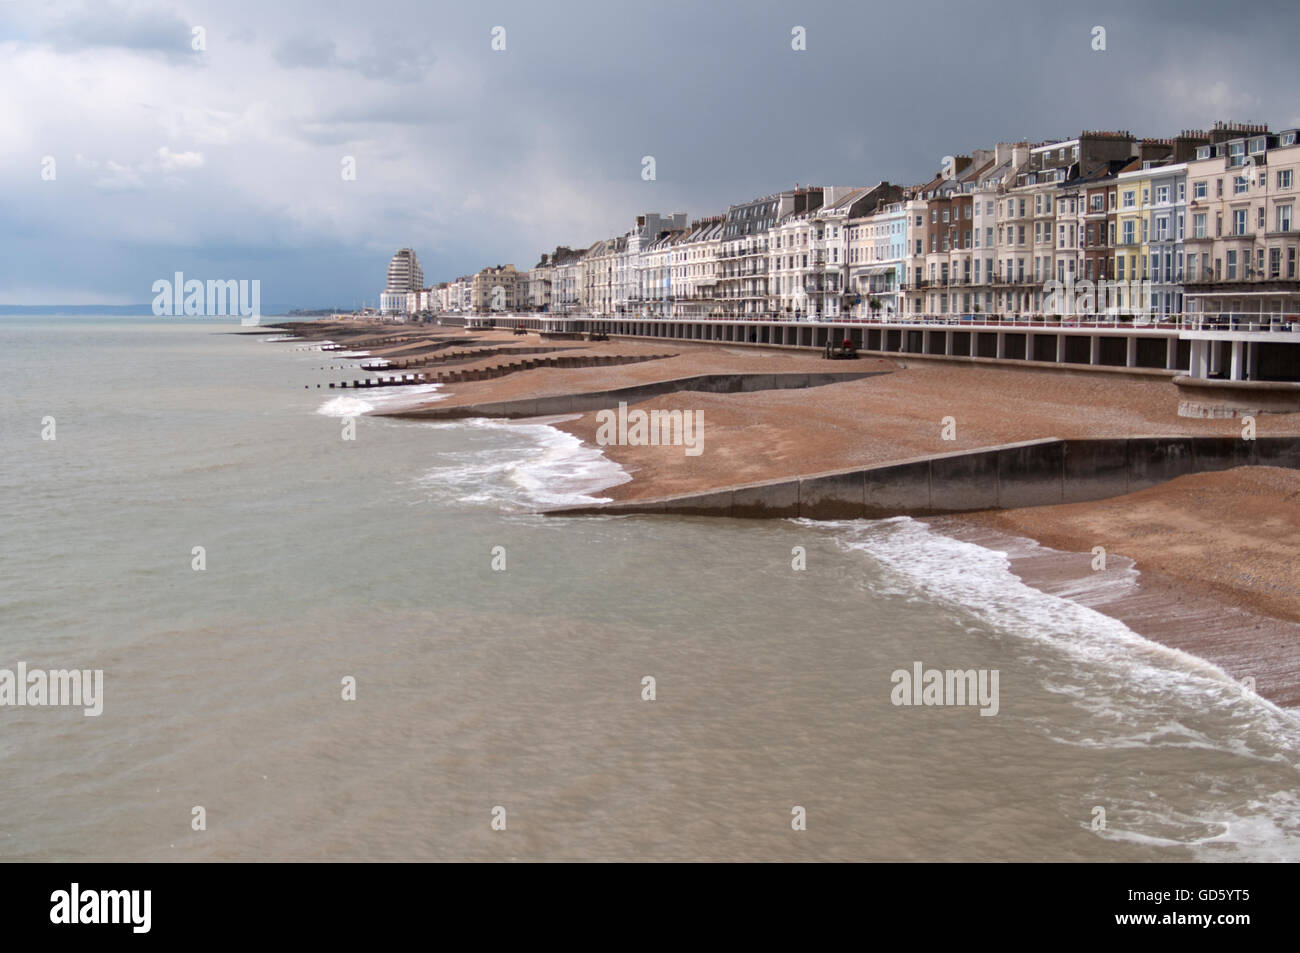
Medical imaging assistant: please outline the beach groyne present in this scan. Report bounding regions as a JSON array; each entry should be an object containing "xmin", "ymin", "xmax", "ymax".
[
  {"xmin": 545, "ymin": 435, "xmax": 1300, "ymax": 519},
  {"xmin": 381, "ymin": 371, "xmax": 886, "ymax": 419},
  {"xmin": 331, "ymin": 352, "xmax": 675, "ymax": 390}
]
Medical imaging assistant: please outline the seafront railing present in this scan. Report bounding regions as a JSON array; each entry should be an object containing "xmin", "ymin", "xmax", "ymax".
[{"xmin": 446, "ymin": 311, "xmax": 1300, "ymax": 335}]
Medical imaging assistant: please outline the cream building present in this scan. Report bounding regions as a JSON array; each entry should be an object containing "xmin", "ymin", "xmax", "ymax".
[
  {"xmin": 1184, "ymin": 126, "xmax": 1300, "ymax": 323},
  {"xmin": 471, "ymin": 264, "xmax": 525, "ymax": 312},
  {"xmin": 670, "ymin": 218, "xmax": 724, "ymax": 317}
]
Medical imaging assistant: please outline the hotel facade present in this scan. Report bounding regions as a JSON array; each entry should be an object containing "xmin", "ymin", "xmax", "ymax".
[{"xmin": 394, "ymin": 118, "xmax": 1297, "ymax": 328}]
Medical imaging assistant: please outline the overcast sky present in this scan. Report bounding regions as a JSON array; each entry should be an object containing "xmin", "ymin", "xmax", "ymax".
[{"xmin": 2, "ymin": 0, "xmax": 1297, "ymax": 312}]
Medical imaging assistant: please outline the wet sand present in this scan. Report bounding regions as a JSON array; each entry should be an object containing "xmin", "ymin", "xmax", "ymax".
[{"xmin": 945, "ymin": 468, "xmax": 1300, "ymax": 708}]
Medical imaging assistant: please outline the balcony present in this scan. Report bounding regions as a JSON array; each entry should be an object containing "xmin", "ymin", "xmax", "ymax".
[{"xmin": 1183, "ymin": 275, "xmax": 1300, "ymax": 290}]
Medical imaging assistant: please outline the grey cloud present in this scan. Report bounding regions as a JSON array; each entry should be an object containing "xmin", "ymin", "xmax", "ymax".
[
  {"xmin": 40, "ymin": 2, "xmax": 198, "ymax": 60},
  {"xmin": 6, "ymin": 0, "xmax": 1300, "ymax": 313},
  {"xmin": 273, "ymin": 35, "xmax": 435, "ymax": 83},
  {"xmin": 272, "ymin": 35, "xmax": 339, "ymax": 69}
]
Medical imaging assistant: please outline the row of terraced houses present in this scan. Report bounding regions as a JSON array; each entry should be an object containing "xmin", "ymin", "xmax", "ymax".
[{"xmin": 383, "ymin": 121, "xmax": 1300, "ymax": 325}]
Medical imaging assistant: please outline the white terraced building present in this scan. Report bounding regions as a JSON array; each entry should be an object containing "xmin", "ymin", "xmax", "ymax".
[
  {"xmin": 380, "ymin": 248, "xmax": 424, "ymax": 314},
  {"xmin": 670, "ymin": 218, "xmax": 724, "ymax": 318},
  {"xmin": 620, "ymin": 212, "xmax": 687, "ymax": 315}
]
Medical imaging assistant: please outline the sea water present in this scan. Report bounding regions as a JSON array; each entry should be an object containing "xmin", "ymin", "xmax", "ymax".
[{"xmin": 1, "ymin": 316, "xmax": 1297, "ymax": 861}]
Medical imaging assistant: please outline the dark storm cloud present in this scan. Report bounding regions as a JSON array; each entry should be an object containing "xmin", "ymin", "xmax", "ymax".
[{"xmin": 2, "ymin": 0, "xmax": 1297, "ymax": 311}]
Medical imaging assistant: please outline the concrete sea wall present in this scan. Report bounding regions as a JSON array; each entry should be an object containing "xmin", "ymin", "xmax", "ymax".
[
  {"xmin": 547, "ymin": 435, "xmax": 1300, "ymax": 519},
  {"xmin": 383, "ymin": 371, "xmax": 885, "ymax": 419},
  {"xmin": 1175, "ymin": 376, "xmax": 1300, "ymax": 418}
]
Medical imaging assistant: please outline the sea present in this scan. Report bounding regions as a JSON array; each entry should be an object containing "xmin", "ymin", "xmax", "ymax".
[{"xmin": 1, "ymin": 315, "xmax": 1298, "ymax": 861}]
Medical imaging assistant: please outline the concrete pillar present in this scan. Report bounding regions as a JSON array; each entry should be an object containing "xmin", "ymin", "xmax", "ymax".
[
  {"xmin": 944, "ymin": 330, "xmax": 953, "ymax": 356},
  {"xmin": 1165, "ymin": 337, "xmax": 1176, "ymax": 370},
  {"xmin": 1089, "ymin": 334, "xmax": 1099, "ymax": 365},
  {"xmin": 996, "ymin": 332, "xmax": 1006, "ymax": 359},
  {"xmin": 1055, "ymin": 334, "xmax": 1063, "ymax": 363},
  {"xmin": 1190, "ymin": 339, "xmax": 1208, "ymax": 378},
  {"xmin": 1125, "ymin": 335, "xmax": 1137, "ymax": 368},
  {"xmin": 1230, "ymin": 339, "xmax": 1243, "ymax": 381}
]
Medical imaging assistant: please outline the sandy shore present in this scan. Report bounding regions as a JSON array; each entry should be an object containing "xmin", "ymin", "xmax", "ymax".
[
  {"xmin": 942, "ymin": 468, "xmax": 1300, "ymax": 707},
  {"xmin": 275, "ymin": 321, "xmax": 1300, "ymax": 706},
  {"xmin": 547, "ymin": 356, "xmax": 1294, "ymax": 501}
]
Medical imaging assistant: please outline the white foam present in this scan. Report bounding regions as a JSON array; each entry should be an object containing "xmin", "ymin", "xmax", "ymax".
[
  {"xmin": 813, "ymin": 516, "xmax": 1300, "ymax": 739},
  {"xmin": 415, "ymin": 418, "xmax": 629, "ymax": 509},
  {"xmin": 1091, "ymin": 790, "xmax": 1300, "ymax": 861},
  {"xmin": 815, "ymin": 516, "xmax": 1300, "ymax": 859},
  {"xmin": 314, "ymin": 383, "xmax": 444, "ymax": 418},
  {"xmin": 316, "ymin": 395, "xmax": 374, "ymax": 417},
  {"xmin": 823, "ymin": 519, "xmax": 1225, "ymax": 679}
]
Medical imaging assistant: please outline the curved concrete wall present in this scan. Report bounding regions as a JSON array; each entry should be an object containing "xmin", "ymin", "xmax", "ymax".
[
  {"xmin": 384, "ymin": 371, "xmax": 885, "ymax": 419},
  {"xmin": 547, "ymin": 435, "xmax": 1300, "ymax": 519},
  {"xmin": 1175, "ymin": 376, "xmax": 1300, "ymax": 418}
]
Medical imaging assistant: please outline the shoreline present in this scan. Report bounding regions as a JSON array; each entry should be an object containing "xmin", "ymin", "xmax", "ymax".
[
  {"xmin": 933, "ymin": 515, "xmax": 1300, "ymax": 710},
  {"xmin": 266, "ymin": 320, "xmax": 1300, "ymax": 708},
  {"xmin": 498, "ymin": 410, "xmax": 1300, "ymax": 709}
]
